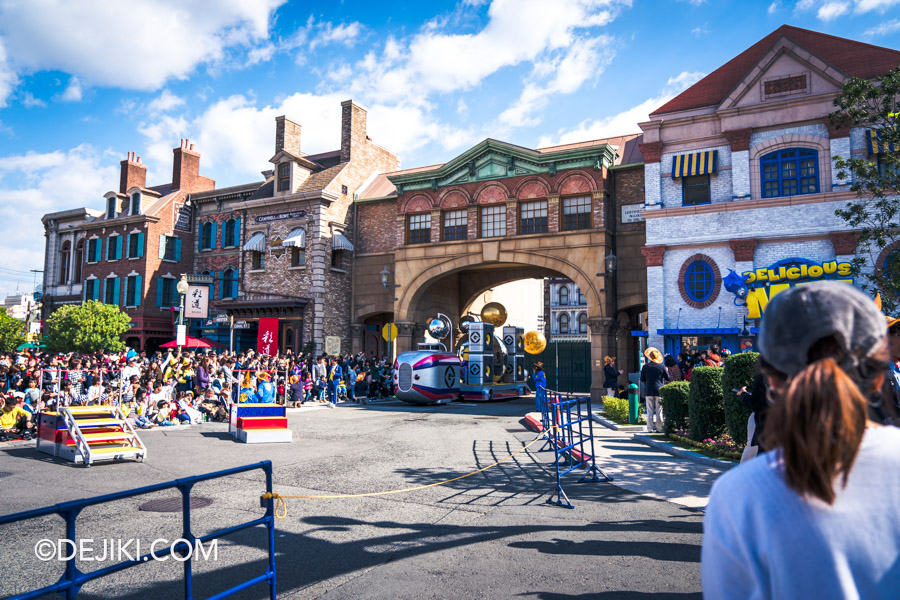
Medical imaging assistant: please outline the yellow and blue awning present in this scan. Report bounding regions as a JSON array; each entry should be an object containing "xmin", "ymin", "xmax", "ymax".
[
  {"xmin": 672, "ymin": 150, "xmax": 718, "ymax": 179},
  {"xmin": 866, "ymin": 129, "xmax": 897, "ymax": 155}
]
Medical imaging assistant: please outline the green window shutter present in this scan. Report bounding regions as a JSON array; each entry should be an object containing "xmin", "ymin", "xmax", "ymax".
[
  {"xmin": 113, "ymin": 278, "xmax": 120, "ymax": 305},
  {"xmin": 175, "ymin": 238, "xmax": 182, "ymax": 261},
  {"xmin": 158, "ymin": 235, "xmax": 166, "ymax": 259},
  {"xmin": 135, "ymin": 275, "xmax": 142, "ymax": 307},
  {"xmin": 156, "ymin": 278, "xmax": 164, "ymax": 306},
  {"xmin": 137, "ymin": 233, "xmax": 144, "ymax": 258}
]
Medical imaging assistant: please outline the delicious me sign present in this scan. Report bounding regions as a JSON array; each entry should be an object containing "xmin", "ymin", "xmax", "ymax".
[{"xmin": 742, "ymin": 257, "xmax": 853, "ymax": 319}]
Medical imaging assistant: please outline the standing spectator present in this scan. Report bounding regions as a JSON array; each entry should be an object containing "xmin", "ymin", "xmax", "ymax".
[
  {"xmin": 640, "ymin": 347, "xmax": 669, "ymax": 433},
  {"xmin": 603, "ymin": 356, "xmax": 622, "ymax": 397},
  {"xmin": 346, "ymin": 363, "xmax": 357, "ymax": 403},
  {"xmin": 664, "ymin": 354, "xmax": 683, "ymax": 381},
  {"xmin": 531, "ymin": 362, "xmax": 547, "ymax": 395},
  {"xmin": 328, "ymin": 358, "xmax": 343, "ymax": 404}
]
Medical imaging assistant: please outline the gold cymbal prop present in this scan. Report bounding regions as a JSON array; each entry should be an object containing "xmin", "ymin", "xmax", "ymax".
[
  {"xmin": 480, "ymin": 302, "xmax": 508, "ymax": 328},
  {"xmin": 523, "ymin": 330, "xmax": 547, "ymax": 355}
]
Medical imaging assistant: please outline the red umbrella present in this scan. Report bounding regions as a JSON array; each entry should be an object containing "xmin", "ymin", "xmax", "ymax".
[{"xmin": 159, "ymin": 336, "xmax": 225, "ymax": 349}]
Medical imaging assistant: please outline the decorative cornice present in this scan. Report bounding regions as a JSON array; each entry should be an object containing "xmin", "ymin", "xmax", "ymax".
[
  {"xmin": 729, "ymin": 238, "xmax": 758, "ymax": 262},
  {"xmin": 829, "ymin": 231, "xmax": 858, "ymax": 255},
  {"xmin": 638, "ymin": 142, "xmax": 663, "ymax": 164},
  {"xmin": 641, "ymin": 245, "xmax": 666, "ymax": 267},
  {"xmin": 723, "ymin": 128, "xmax": 753, "ymax": 152},
  {"xmin": 824, "ymin": 119, "xmax": 850, "ymax": 139}
]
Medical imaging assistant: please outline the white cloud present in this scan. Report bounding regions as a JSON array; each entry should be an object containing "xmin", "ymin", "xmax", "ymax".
[
  {"xmin": 21, "ymin": 91, "xmax": 45, "ymax": 108},
  {"xmin": 309, "ymin": 22, "xmax": 363, "ymax": 50},
  {"xmin": 794, "ymin": 0, "xmax": 816, "ymax": 10},
  {"xmin": 0, "ymin": 0, "xmax": 285, "ymax": 92},
  {"xmin": 0, "ymin": 38, "xmax": 18, "ymax": 107},
  {"xmin": 855, "ymin": 0, "xmax": 900, "ymax": 12},
  {"xmin": 768, "ymin": 1, "xmax": 781, "ymax": 13},
  {"xmin": 817, "ymin": 1, "xmax": 850, "ymax": 20},
  {"xmin": 865, "ymin": 18, "xmax": 900, "ymax": 35},
  {"xmin": 148, "ymin": 90, "xmax": 185, "ymax": 114},
  {"xmin": 538, "ymin": 71, "xmax": 705, "ymax": 146},
  {"xmin": 691, "ymin": 24, "xmax": 709, "ymax": 36},
  {"xmin": 59, "ymin": 76, "xmax": 82, "ymax": 102}
]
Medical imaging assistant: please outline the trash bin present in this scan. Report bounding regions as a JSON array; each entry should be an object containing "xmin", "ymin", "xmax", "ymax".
[{"xmin": 628, "ymin": 383, "xmax": 640, "ymax": 425}]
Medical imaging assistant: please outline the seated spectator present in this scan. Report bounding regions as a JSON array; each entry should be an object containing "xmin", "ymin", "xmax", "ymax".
[{"xmin": 1, "ymin": 396, "xmax": 34, "ymax": 440}]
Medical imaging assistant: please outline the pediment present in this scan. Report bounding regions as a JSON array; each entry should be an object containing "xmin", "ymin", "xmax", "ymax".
[{"xmin": 719, "ymin": 36, "xmax": 848, "ymax": 111}]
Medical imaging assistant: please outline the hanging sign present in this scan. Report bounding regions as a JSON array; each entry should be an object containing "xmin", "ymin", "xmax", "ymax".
[
  {"xmin": 184, "ymin": 285, "xmax": 209, "ymax": 319},
  {"xmin": 257, "ymin": 318, "xmax": 279, "ymax": 355}
]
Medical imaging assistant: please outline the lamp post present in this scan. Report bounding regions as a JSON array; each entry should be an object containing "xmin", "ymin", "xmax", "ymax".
[
  {"xmin": 176, "ymin": 274, "xmax": 189, "ymax": 350},
  {"xmin": 380, "ymin": 266, "xmax": 390, "ymax": 288}
]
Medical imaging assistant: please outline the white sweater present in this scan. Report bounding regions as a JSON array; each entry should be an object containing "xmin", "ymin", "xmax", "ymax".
[{"xmin": 702, "ymin": 425, "xmax": 900, "ymax": 600}]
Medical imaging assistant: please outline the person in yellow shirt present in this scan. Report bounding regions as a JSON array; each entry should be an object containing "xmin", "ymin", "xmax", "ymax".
[{"xmin": 1, "ymin": 396, "xmax": 33, "ymax": 440}]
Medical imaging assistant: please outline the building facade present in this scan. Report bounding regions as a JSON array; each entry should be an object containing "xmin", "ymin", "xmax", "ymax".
[
  {"xmin": 638, "ymin": 25, "xmax": 900, "ymax": 358},
  {"xmin": 544, "ymin": 278, "xmax": 588, "ymax": 341},
  {"xmin": 41, "ymin": 208, "xmax": 102, "ymax": 318}
]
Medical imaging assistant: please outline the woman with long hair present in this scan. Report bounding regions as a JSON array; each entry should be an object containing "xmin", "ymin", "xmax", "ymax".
[{"xmin": 702, "ymin": 282, "xmax": 900, "ymax": 598}]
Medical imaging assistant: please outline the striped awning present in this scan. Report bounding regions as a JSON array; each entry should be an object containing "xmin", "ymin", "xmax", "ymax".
[
  {"xmin": 282, "ymin": 228, "xmax": 306, "ymax": 248},
  {"xmin": 672, "ymin": 150, "xmax": 718, "ymax": 179},
  {"xmin": 243, "ymin": 231, "xmax": 266, "ymax": 252},
  {"xmin": 332, "ymin": 231, "xmax": 354, "ymax": 251},
  {"xmin": 866, "ymin": 129, "xmax": 898, "ymax": 155}
]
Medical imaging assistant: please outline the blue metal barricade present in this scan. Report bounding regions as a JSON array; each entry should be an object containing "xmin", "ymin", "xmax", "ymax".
[
  {"xmin": 544, "ymin": 392, "xmax": 612, "ymax": 509},
  {"xmin": 0, "ymin": 461, "xmax": 278, "ymax": 600}
]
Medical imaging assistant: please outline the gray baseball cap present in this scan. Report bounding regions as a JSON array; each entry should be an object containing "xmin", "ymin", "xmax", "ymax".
[{"xmin": 757, "ymin": 281, "xmax": 886, "ymax": 378}]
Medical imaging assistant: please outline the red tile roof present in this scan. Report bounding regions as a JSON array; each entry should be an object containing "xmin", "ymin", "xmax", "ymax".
[{"xmin": 652, "ymin": 25, "xmax": 900, "ymax": 116}]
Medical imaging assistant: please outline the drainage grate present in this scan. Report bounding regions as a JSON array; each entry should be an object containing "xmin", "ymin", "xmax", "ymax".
[
  {"xmin": 139, "ymin": 496, "xmax": 213, "ymax": 513},
  {"xmin": 0, "ymin": 472, "xmax": 11, "ymax": 479}
]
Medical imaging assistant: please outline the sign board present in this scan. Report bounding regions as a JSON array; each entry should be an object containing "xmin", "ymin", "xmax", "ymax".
[
  {"xmin": 184, "ymin": 285, "xmax": 209, "ymax": 319},
  {"xmin": 382, "ymin": 323, "xmax": 398, "ymax": 342},
  {"xmin": 215, "ymin": 314, "xmax": 230, "ymax": 324},
  {"xmin": 621, "ymin": 204, "xmax": 645, "ymax": 224},
  {"xmin": 233, "ymin": 320, "xmax": 250, "ymax": 329},
  {"xmin": 176, "ymin": 325, "xmax": 186, "ymax": 347},
  {"xmin": 256, "ymin": 210, "xmax": 307, "ymax": 224},
  {"xmin": 325, "ymin": 335, "xmax": 341, "ymax": 356},
  {"xmin": 174, "ymin": 203, "xmax": 192, "ymax": 232},
  {"xmin": 257, "ymin": 318, "xmax": 279, "ymax": 356},
  {"xmin": 740, "ymin": 258, "xmax": 853, "ymax": 319},
  {"xmin": 202, "ymin": 329, "xmax": 217, "ymax": 336},
  {"xmin": 29, "ymin": 322, "xmax": 41, "ymax": 335}
]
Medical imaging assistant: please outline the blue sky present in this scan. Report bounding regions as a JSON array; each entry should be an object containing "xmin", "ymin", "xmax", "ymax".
[{"xmin": 0, "ymin": 0, "xmax": 898, "ymax": 296}]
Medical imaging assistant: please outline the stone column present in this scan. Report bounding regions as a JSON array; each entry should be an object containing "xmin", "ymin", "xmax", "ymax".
[
  {"xmin": 591, "ymin": 190, "xmax": 605, "ymax": 229},
  {"xmin": 395, "ymin": 321, "xmax": 417, "ymax": 355},
  {"xmin": 724, "ymin": 128, "xmax": 752, "ymax": 200},
  {"xmin": 505, "ymin": 199, "xmax": 518, "ymax": 236},
  {"xmin": 350, "ymin": 324, "xmax": 364, "ymax": 354},
  {"xmin": 588, "ymin": 317, "xmax": 616, "ymax": 404},
  {"xmin": 827, "ymin": 121, "xmax": 852, "ymax": 191},
  {"xmin": 395, "ymin": 215, "xmax": 407, "ymax": 247},
  {"xmin": 729, "ymin": 238, "xmax": 758, "ymax": 279},
  {"xmin": 467, "ymin": 206, "xmax": 478, "ymax": 240},
  {"xmin": 638, "ymin": 141, "xmax": 663, "ymax": 207},
  {"xmin": 547, "ymin": 195, "xmax": 560, "ymax": 233},
  {"xmin": 430, "ymin": 209, "xmax": 441, "ymax": 243},
  {"xmin": 642, "ymin": 245, "xmax": 666, "ymax": 351}
]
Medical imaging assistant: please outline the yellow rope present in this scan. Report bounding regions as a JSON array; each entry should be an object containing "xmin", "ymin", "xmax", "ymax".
[{"xmin": 261, "ymin": 430, "xmax": 551, "ymax": 519}]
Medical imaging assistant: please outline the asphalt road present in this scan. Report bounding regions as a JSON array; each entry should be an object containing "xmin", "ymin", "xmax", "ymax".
[{"xmin": 0, "ymin": 398, "xmax": 705, "ymax": 600}]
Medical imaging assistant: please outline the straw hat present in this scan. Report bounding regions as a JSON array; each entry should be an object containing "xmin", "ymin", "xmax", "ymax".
[
  {"xmin": 257, "ymin": 371, "xmax": 270, "ymax": 382},
  {"xmin": 533, "ymin": 362, "xmax": 544, "ymax": 370},
  {"xmin": 603, "ymin": 356, "xmax": 616, "ymax": 364},
  {"xmin": 644, "ymin": 347, "xmax": 663, "ymax": 364}
]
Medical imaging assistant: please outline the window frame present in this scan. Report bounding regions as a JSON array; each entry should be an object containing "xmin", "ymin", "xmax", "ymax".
[
  {"xmin": 104, "ymin": 277, "xmax": 118, "ymax": 304},
  {"xmin": 125, "ymin": 275, "xmax": 139, "ymax": 307},
  {"xmin": 106, "ymin": 196, "xmax": 117, "ymax": 219},
  {"xmin": 222, "ymin": 269, "xmax": 234, "ymax": 298},
  {"xmin": 684, "ymin": 260, "xmax": 715, "ymax": 303},
  {"xmin": 519, "ymin": 200, "xmax": 548, "ymax": 235},
  {"xmin": 562, "ymin": 196, "xmax": 592, "ymax": 231},
  {"xmin": 442, "ymin": 209, "xmax": 468, "ymax": 242},
  {"xmin": 224, "ymin": 218, "xmax": 236, "ymax": 247},
  {"xmin": 130, "ymin": 192, "xmax": 141, "ymax": 215},
  {"xmin": 479, "ymin": 204, "xmax": 506, "ymax": 238},
  {"xmin": 559, "ymin": 313, "xmax": 570, "ymax": 334},
  {"xmin": 163, "ymin": 236, "xmax": 177, "ymax": 262},
  {"xmin": 578, "ymin": 313, "xmax": 587, "ymax": 334},
  {"xmin": 558, "ymin": 285, "xmax": 569, "ymax": 306},
  {"xmin": 407, "ymin": 213, "xmax": 431, "ymax": 245},
  {"xmin": 760, "ymin": 148, "xmax": 819, "ymax": 199},
  {"xmin": 290, "ymin": 246, "xmax": 305, "ymax": 267},
  {"xmin": 277, "ymin": 163, "xmax": 290, "ymax": 192},
  {"xmin": 682, "ymin": 174, "xmax": 711, "ymax": 206},
  {"xmin": 161, "ymin": 277, "xmax": 175, "ymax": 307},
  {"xmin": 58, "ymin": 241, "xmax": 71, "ymax": 284},
  {"xmin": 251, "ymin": 250, "xmax": 265, "ymax": 271}
]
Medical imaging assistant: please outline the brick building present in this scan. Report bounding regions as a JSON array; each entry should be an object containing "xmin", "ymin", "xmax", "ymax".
[
  {"xmin": 41, "ymin": 142, "xmax": 215, "ymax": 351},
  {"xmin": 543, "ymin": 278, "xmax": 588, "ymax": 341},
  {"xmin": 638, "ymin": 25, "xmax": 900, "ymax": 358}
]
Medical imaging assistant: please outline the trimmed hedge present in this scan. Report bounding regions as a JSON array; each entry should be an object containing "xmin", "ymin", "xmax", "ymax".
[
  {"xmin": 721, "ymin": 353, "xmax": 759, "ymax": 446},
  {"xmin": 688, "ymin": 366, "xmax": 725, "ymax": 441},
  {"xmin": 659, "ymin": 381, "xmax": 690, "ymax": 434},
  {"xmin": 602, "ymin": 396, "xmax": 629, "ymax": 423}
]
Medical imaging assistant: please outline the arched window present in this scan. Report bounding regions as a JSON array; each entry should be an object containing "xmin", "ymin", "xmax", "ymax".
[
  {"xmin": 106, "ymin": 196, "xmax": 117, "ymax": 219},
  {"xmin": 223, "ymin": 269, "xmax": 234, "ymax": 298},
  {"xmin": 285, "ymin": 328, "xmax": 294, "ymax": 349},
  {"xmin": 578, "ymin": 313, "xmax": 587, "ymax": 334},
  {"xmin": 559, "ymin": 313, "xmax": 570, "ymax": 334},
  {"xmin": 761, "ymin": 148, "xmax": 819, "ymax": 198},
  {"xmin": 74, "ymin": 240, "xmax": 83, "ymax": 282},
  {"xmin": 201, "ymin": 222, "xmax": 213, "ymax": 250},
  {"xmin": 224, "ymin": 219, "xmax": 236, "ymax": 247},
  {"xmin": 577, "ymin": 288, "xmax": 585, "ymax": 305},
  {"xmin": 558, "ymin": 285, "xmax": 569, "ymax": 306},
  {"xmin": 130, "ymin": 192, "xmax": 141, "ymax": 215},
  {"xmin": 59, "ymin": 241, "xmax": 71, "ymax": 284}
]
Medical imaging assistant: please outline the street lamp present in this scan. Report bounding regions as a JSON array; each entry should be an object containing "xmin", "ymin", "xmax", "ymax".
[
  {"xmin": 176, "ymin": 274, "xmax": 189, "ymax": 350},
  {"xmin": 604, "ymin": 252, "xmax": 617, "ymax": 276},
  {"xmin": 380, "ymin": 266, "xmax": 390, "ymax": 288}
]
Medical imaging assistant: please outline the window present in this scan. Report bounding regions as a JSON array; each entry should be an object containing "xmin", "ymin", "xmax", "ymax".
[
  {"xmin": 130, "ymin": 193, "xmax": 141, "ymax": 215},
  {"xmin": 442, "ymin": 209, "xmax": 467, "ymax": 241},
  {"xmin": 251, "ymin": 250, "xmax": 265, "ymax": 270},
  {"xmin": 106, "ymin": 196, "xmax": 117, "ymax": 219},
  {"xmin": 278, "ymin": 163, "xmax": 290, "ymax": 192},
  {"xmin": 407, "ymin": 213, "xmax": 431, "ymax": 244},
  {"xmin": 106, "ymin": 235, "xmax": 121, "ymax": 261},
  {"xmin": 160, "ymin": 278, "xmax": 176, "ymax": 307},
  {"xmin": 562, "ymin": 196, "xmax": 591, "ymax": 231},
  {"xmin": 684, "ymin": 260, "xmax": 715, "ymax": 303},
  {"xmin": 160, "ymin": 235, "xmax": 179, "ymax": 262},
  {"xmin": 480, "ymin": 205, "xmax": 506, "ymax": 238},
  {"xmin": 223, "ymin": 269, "xmax": 234, "ymax": 298},
  {"xmin": 58, "ymin": 241, "xmax": 70, "ymax": 284},
  {"xmin": 761, "ymin": 148, "xmax": 819, "ymax": 198},
  {"xmin": 578, "ymin": 313, "xmax": 587, "ymax": 334},
  {"xmin": 878, "ymin": 155, "xmax": 900, "ymax": 181},
  {"xmin": 577, "ymin": 289, "xmax": 585, "ymax": 305},
  {"xmin": 683, "ymin": 174, "xmax": 710, "ymax": 206},
  {"xmin": 559, "ymin": 313, "xmax": 570, "ymax": 334},
  {"xmin": 125, "ymin": 275, "xmax": 141, "ymax": 307},
  {"xmin": 519, "ymin": 200, "xmax": 548, "ymax": 234},
  {"xmin": 87, "ymin": 239, "xmax": 100, "ymax": 263},
  {"xmin": 83, "ymin": 279, "xmax": 97, "ymax": 302},
  {"xmin": 558, "ymin": 286, "xmax": 569, "ymax": 306},
  {"xmin": 74, "ymin": 240, "xmax": 83, "ymax": 281},
  {"xmin": 127, "ymin": 233, "xmax": 144, "ymax": 259},
  {"xmin": 290, "ymin": 247, "xmax": 305, "ymax": 267},
  {"xmin": 104, "ymin": 277, "xmax": 119, "ymax": 305},
  {"xmin": 224, "ymin": 218, "xmax": 237, "ymax": 247},
  {"xmin": 201, "ymin": 222, "xmax": 213, "ymax": 250},
  {"xmin": 331, "ymin": 249, "xmax": 345, "ymax": 269}
]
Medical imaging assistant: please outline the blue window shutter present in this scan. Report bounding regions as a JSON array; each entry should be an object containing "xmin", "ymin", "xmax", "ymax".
[
  {"xmin": 156, "ymin": 278, "xmax": 164, "ymax": 306},
  {"xmin": 175, "ymin": 238, "xmax": 182, "ymax": 262},
  {"xmin": 135, "ymin": 275, "xmax": 142, "ymax": 306},
  {"xmin": 158, "ymin": 235, "xmax": 166, "ymax": 259},
  {"xmin": 232, "ymin": 269, "xmax": 239, "ymax": 298},
  {"xmin": 93, "ymin": 281, "xmax": 99, "ymax": 301},
  {"xmin": 126, "ymin": 234, "xmax": 132, "ymax": 258},
  {"xmin": 114, "ymin": 237, "xmax": 120, "ymax": 260},
  {"xmin": 82, "ymin": 282, "xmax": 87, "ymax": 302},
  {"xmin": 96, "ymin": 240, "xmax": 102, "ymax": 262},
  {"xmin": 113, "ymin": 278, "xmax": 120, "ymax": 305},
  {"xmin": 137, "ymin": 233, "xmax": 144, "ymax": 258},
  {"xmin": 211, "ymin": 222, "xmax": 218, "ymax": 250},
  {"xmin": 105, "ymin": 238, "xmax": 111, "ymax": 261},
  {"xmin": 217, "ymin": 270, "xmax": 223, "ymax": 299},
  {"xmin": 103, "ymin": 279, "xmax": 108, "ymax": 303}
]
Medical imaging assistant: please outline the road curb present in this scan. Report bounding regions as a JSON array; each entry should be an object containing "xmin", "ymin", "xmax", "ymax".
[
  {"xmin": 632, "ymin": 434, "xmax": 736, "ymax": 470},
  {"xmin": 591, "ymin": 412, "xmax": 647, "ymax": 432}
]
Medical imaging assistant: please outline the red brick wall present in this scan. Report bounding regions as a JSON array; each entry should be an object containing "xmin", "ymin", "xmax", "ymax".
[
  {"xmin": 356, "ymin": 198, "xmax": 399, "ymax": 254},
  {"xmin": 614, "ymin": 166, "xmax": 645, "ymax": 233}
]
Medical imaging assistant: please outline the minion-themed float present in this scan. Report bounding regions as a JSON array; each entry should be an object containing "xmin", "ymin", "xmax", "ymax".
[{"xmin": 394, "ymin": 303, "xmax": 546, "ymax": 405}]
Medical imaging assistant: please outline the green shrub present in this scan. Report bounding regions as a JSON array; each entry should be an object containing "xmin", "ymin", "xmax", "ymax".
[
  {"xmin": 659, "ymin": 381, "xmax": 690, "ymax": 434},
  {"xmin": 688, "ymin": 366, "xmax": 725, "ymax": 441},
  {"xmin": 602, "ymin": 396, "xmax": 629, "ymax": 423},
  {"xmin": 721, "ymin": 353, "xmax": 759, "ymax": 446}
]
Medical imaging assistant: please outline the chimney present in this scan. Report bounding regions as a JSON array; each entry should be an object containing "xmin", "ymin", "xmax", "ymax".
[
  {"xmin": 340, "ymin": 100, "xmax": 368, "ymax": 163},
  {"xmin": 275, "ymin": 116, "xmax": 302, "ymax": 156},
  {"xmin": 119, "ymin": 152, "xmax": 147, "ymax": 193},
  {"xmin": 172, "ymin": 138, "xmax": 201, "ymax": 191}
]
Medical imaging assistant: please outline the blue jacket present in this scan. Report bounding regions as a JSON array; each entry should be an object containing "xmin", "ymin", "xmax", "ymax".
[
  {"xmin": 255, "ymin": 381, "xmax": 276, "ymax": 403},
  {"xmin": 532, "ymin": 369, "xmax": 547, "ymax": 391}
]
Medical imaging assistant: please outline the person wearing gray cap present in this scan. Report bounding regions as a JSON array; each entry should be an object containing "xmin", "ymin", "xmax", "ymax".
[{"xmin": 702, "ymin": 282, "xmax": 900, "ymax": 599}]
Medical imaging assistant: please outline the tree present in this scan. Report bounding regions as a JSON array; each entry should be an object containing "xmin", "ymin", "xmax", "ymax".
[
  {"xmin": 0, "ymin": 307, "xmax": 26, "ymax": 353},
  {"xmin": 45, "ymin": 300, "xmax": 131, "ymax": 353},
  {"xmin": 830, "ymin": 67, "xmax": 900, "ymax": 311}
]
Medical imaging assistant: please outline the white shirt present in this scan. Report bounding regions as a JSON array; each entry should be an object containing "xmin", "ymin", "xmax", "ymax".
[{"xmin": 702, "ymin": 426, "xmax": 900, "ymax": 600}]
